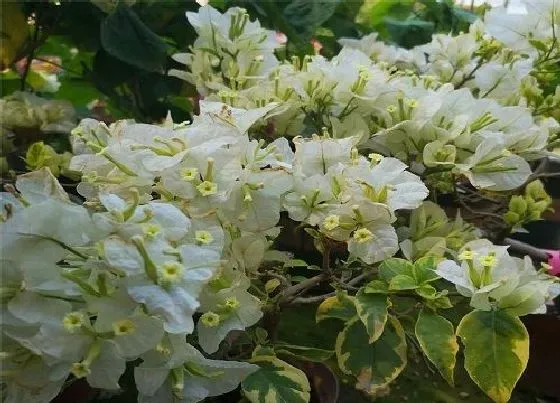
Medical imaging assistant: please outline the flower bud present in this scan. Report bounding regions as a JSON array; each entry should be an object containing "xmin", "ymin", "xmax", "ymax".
[{"xmin": 200, "ymin": 312, "xmax": 220, "ymax": 327}]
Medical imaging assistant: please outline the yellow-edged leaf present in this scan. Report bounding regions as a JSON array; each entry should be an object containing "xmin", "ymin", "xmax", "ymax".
[
  {"xmin": 457, "ymin": 310, "xmax": 529, "ymax": 403},
  {"xmin": 355, "ymin": 288, "xmax": 390, "ymax": 343},
  {"xmin": 316, "ymin": 292, "xmax": 356, "ymax": 323},
  {"xmin": 241, "ymin": 355, "xmax": 311, "ymax": 403},
  {"xmin": 415, "ymin": 308, "xmax": 458, "ymax": 385},
  {"xmin": 335, "ymin": 316, "xmax": 407, "ymax": 395}
]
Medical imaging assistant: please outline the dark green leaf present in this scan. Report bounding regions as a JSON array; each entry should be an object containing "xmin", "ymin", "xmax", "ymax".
[
  {"xmin": 355, "ymin": 289, "xmax": 390, "ymax": 342},
  {"xmin": 275, "ymin": 343, "xmax": 334, "ymax": 362},
  {"xmin": 100, "ymin": 4, "xmax": 168, "ymax": 72},
  {"xmin": 283, "ymin": 0, "xmax": 342, "ymax": 40},
  {"xmin": 385, "ymin": 17, "xmax": 435, "ymax": 49}
]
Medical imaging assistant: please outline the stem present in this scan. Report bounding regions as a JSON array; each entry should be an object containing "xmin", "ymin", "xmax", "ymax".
[
  {"xmin": 291, "ymin": 292, "xmax": 335, "ymax": 304},
  {"xmin": 455, "ymin": 57, "xmax": 485, "ymax": 88},
  {"xmin": 21, "ymin": 25, "xmax": 41, "ymax": 91},
  {"xmin": 322, "ymin": 242, "xmax": 332, "ymax": 276},
  {"xmin": 278, "ymin": 274, "xmax": 326, "ymax": 305}
]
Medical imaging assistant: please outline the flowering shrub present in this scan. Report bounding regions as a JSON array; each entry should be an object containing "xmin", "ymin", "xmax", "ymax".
[{"xmin": 1, "ymin": 1, "xmax": 559, "ymax": 403}]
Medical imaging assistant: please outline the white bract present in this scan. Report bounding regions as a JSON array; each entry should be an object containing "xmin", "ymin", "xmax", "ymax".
[{"xmin": 437, "ymin": 239, "xmax": 558, "ymax": 315}]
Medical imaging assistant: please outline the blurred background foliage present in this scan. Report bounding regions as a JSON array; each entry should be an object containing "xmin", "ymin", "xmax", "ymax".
[{"xmin": 0, "ymin": 0, "xmax": 482, "ymax": 125}]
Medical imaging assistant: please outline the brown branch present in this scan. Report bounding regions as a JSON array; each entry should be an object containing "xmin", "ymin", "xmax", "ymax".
[
  {"xmin": 278, "ymin": 273, "xmax": 326, "ymax": 305},
  {"xmin": 291, "ymin": 292, "xmax": 335, "ymax": 305},
  {"xmin": 503, "ymin": 238, "xmax": 549, "ymax": 261}
]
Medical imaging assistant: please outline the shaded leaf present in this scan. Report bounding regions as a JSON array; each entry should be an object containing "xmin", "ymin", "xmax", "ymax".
[
  {"xmin": 355, "ymin": 288, "xmax": 390, "ymax": 343},
  {"xmin": 100, "ymin": 4, "xmax": 168, "ymax": 72},
  {"xmin": 335, "ymin": 316, "xmax": 407, "ymax": 395},
  {"xmin": 283, "ymin": 0, "xmax": 342, "ymax": 40},
  {"xmin": 415, "ymin": 309, "xmax": 458, "ymax": 386}
]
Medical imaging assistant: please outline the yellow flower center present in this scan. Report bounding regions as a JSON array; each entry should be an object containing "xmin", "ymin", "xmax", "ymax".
[
  {"xmin": 112, "ymin": 319, "xmax": 136, "ymax": 336},
  {"xmin": 480, "ymin": 254, "xmax": 497, "ymax": 268},
  {"xmin": 71, "ymin": 362, "xmax": 91, "ymax": 378},
  {"xmin": 323, "ymin": 215, "xmax": 340, "ymax": 231},
  {"xmin": 196, "ymin": 181, "xmax": 218, "ymax": 196},
  {"xmin": 459, "ymin": 250, "xmax": 476, "ymax": 261},
  {"xmin": 159, "ymin": 261, "xmax": 185, "ymax": 284},
  {"xmin": 224, "ymin": 297, "xmax": 240, "ymax": 310},
  {"xmin": 143, "ymin": 223, "xmax": 161, "ymax": 239},
  {"xmin": 180, "ymin": 167, "xmax": 199, "ymax": 181},
  {"xmin": 353, "ymin": 228, "xmax": 373, "ymax": 243},
  {"xmin": 195, "ymin": 230, "xmax": 214, "ymax": 245},
  {"xmin": 63, "ymin": 312, "xmax": 84, "ymax": 333},
  {"xmin": 200, "ymin": 312, "xmax": 220, "ymax": 327}
]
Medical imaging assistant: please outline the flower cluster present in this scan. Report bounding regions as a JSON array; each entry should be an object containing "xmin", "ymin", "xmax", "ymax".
[
  {"xmin": 1, "ymin": 3, "xmax": 559, "ymax": 402},
  {"xmin": 1, "ymin": 96, "xmax": 430, "ymax": 400},
  {"xmin": 437, "ymin": 239, "xmax": 559, "ymax": 315},
  {"xmin": 170, "ymin": 6, "xmax": 282, "ymax": 96},
  {"xmin": 0, "ymin": 91, "xmax": 75, "ymax": 134},
  {"xmin": 172, "ymin": 5, "xmax": 556, "ymax": 193}
]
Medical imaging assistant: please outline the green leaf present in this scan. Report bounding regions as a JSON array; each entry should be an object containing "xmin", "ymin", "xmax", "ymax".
[
  {"xmin": 316, "ymin": 292, "xmax": 356, "ymax": 323},
  {"xmin": 415, "ymin": 309, "xmax": 458, "ymax": 386},
  {"xmin": 363, "ymin": 279, "xmax": 389, "ymax": 294},
  {"xmin": 389, "ymin": 275, "xmax": 418, "ymax": 290},
  {"xmin": 355, "ymin": 288, "xmax": 390, "ymax": 343},
  {"xmin": 335, "ymin": 316, "xmax": 407, "ymax": 395},
  {"xmin": 265, "ymin": 278, "xmax": 281, "ymax": 294},
  {"xmin": 283, "ymin": 0, "xmax": 342, "ymax": 40},
  {"xmin": 284, "ymin": 259, "xmax": 308, "ymax": 268},
  {"xmin": 456, "ymin": 310, "xmax": 529, "ymax": 403},
  {"xmin": 100, "ymin": 4, "xmax": 168, "ymax": 72},
  {"xmin": 415, "ymin": 284, "xmax": 437, "ymax": 299},
  {"xmin": 379, "ymin": 258, "xmax": 413, "ymax": 281},
  {"xmin": 412, "ymin": 256, "xmax": 440, "ymax": 284},
  {"xmin": 426, "ymin": 295, "xmax": 453, "ymax": 310},
  {"xmin": 274, "ymin": 343, "xmax": 334, "ymax": 362},
  {"xmin": 385, "ymin": 17, "xmax": 435, "ymax": 49},
  {"xmin": 242, "ymin": 355, "xmax": 311, "ymax": 403}
]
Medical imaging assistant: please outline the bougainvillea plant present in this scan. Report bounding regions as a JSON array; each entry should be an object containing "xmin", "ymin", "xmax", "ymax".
[{"xmin": 1, "ymin": 1, "xmax": 559, "ymax": 403}]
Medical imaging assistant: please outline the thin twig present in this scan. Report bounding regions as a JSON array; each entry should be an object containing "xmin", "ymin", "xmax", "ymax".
[
  {"xmin": 530, "ymin": 172, "xmax": 560, "ymax": 180},
  {"xmin": 291, "ymin": 292, "xmax": 335, "ymax": 304},
  {"xmin": 21, "ymin": 25, "xmax": 41, "ymax": 90},
  {"xmin": 455, "ymin": 189, "xmax": 504, "ymax": 220},
  {"xmin": 348, "ymin": 270, "xmax": 376, "ymax": 286},
  {"xmin": 503, "ymin": 238, "xmax": 549, "ymax": 261},
  {"xmin": 34, "ymin": 57, "xmax": 81, "ymax": 76}
]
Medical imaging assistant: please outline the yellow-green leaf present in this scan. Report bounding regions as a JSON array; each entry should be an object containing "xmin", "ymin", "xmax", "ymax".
[
  {"xmin": 265, "ymin": 278, "xmax": 281, "ymax": 294},
  {"xmin": 379, "ymin": 258, "xmax": 413, "ymax": 281},
  {"xmin": 415, "ymin": 309, "xmax": 458, "ymax": 386},
  {"xmin": 457, "ymin": 310, "xmax": 529, "ymax": 403},
  {"xmin": 389, "ymin": 274, "xmax": 418, "ymax": 290},
  {"xmin": 355, "ymin": 288, "xmax": 390, "ymax": 343},
  {"xmin": 335, "ymin": 316, "xmax": 407, "ymax": 395},
  {"xmin": 412, "ymin": 256, "xmax": 439, "ymax": 284},
  {"xmin": 316, "ymin": 292, "xmax": 356, "ymax": 323},
  {"xmin": 241, "ymin": 355, "xmax": 311, "ymax": 403}
]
